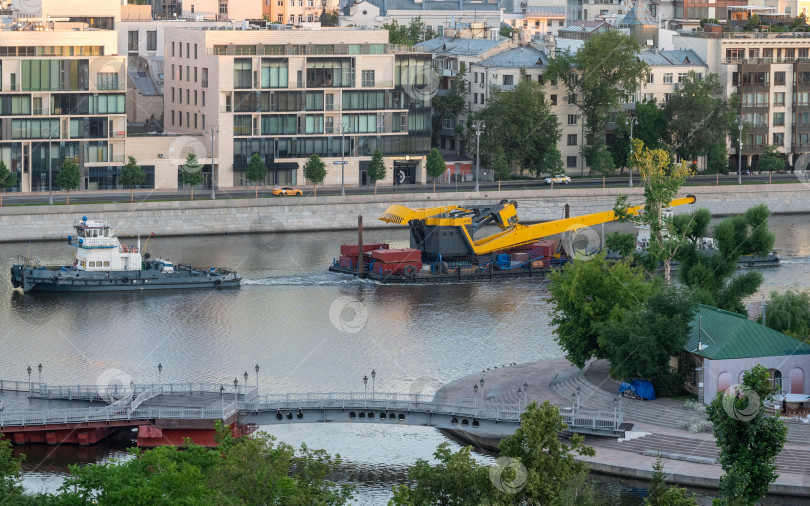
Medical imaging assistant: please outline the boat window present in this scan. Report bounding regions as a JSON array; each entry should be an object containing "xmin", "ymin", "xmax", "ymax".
[
  {"xmin": 104, "ymin": 261, "xmax": 109, "ymax": 266},
  {"xmin": 89, "ymin": 261, "xmax": 95, "ymax": 267}
]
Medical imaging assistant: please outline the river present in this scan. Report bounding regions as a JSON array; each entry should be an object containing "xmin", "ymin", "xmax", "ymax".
[{"xmin": 1, "ymin": 213, "xmax": 809, "ymax": 504}]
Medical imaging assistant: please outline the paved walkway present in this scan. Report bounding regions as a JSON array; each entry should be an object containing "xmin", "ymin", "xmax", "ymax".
[{"xmin": 440, "ymin": 358, "xmax": 810, "ymax": 497}]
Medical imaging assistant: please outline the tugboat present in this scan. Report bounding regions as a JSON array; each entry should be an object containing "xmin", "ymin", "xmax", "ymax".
[{"xmin": 10, "ymin": 217, "xmax": 241, "ymax": 293}]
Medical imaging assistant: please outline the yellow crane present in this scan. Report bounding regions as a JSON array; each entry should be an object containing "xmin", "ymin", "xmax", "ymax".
[{"xmin": 379, "ymin": 196, "xmax": 696, "ymax": 259}]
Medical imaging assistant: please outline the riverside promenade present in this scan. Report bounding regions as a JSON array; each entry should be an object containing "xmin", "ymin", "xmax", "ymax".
[{"xmin": 437, "ymin": 358, "xmax": 810, "ymax": 498}]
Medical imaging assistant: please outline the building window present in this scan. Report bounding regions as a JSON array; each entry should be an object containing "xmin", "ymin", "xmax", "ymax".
[
  {"xmin": 179, "ymin": 111, "xmax": 182, "ymax": 126},
  {"xmin": 568, "ymin": 114, "xmax": 577, "ymax": 125},
  {"xmin": 171, "ymin": 87, "xmax": 175, "ymax": 103},
  {"xmin": 663, "ymin": 73, "xmax": 673, "ymax": 84},
  {"xmin": 202, "ymin": 114, "xmax": 205, "ymax": 130},
  {"xmin": 194, "ymin": 43, "xmax": 198, "ymax": 59},
  {"xmin": 774, "ymin": 71, "xmax": 785, "ymax": 85},
  {"xmin": 647, "ymin": 73, "xmax": 654, "ymax": 84},
  {"xmin": 502, "ymin": 75, "xmax": 514, "ymax": 85},
  {"xmin": 187, "ymin": 65, "xmax": 190, "ymax": 81},
  {"xmin": 202, "ymin": 68, "xmax": 208, "ymax": 88},
  {"xmin": 773, "ymin": 133, "xmax": 784, "ymax": 146},
  {"xmin": 474, "ymin": 72, "xmax": 478, "ymax": 83},
  {"xmin": 677, "ymin": 73, "xmax": 688, "ymax": 83},
  {"xmin": 362, "ymin": 70, "xmax": 375, "ymax": 87},
  {"xmin": 179, "ymin": 42, "xmax": 183, "ymax": 58},
  {"xmin": 774, "ymin": 92, "xmax": 785, "ymax": 106},
  {"xmin": 234, "ymin": 59, "xmax": 252, "ymax": 88},
  {"xmin": 128, "ymin": 31, "xmax": 138, "ymax": 51},
  {"xmin": 171, "ymin": 41, "xmax": 175, "ymax": 57},
  {"xmin": 567, "ymin": 134, "xmax": 577, "ymax": 145},
  {"xmin": 567, "ymin": 156, "xmax": 577, "ymax": 168},
  {"xmin": 550, "ymin": 94, "xmax": 557, "ymax": 105},
  {"xmin": 773, "ymin": 112, "xmax": 785, "ymax": 126},
  {"xmin": 664, "ymin": 93, "xmax": 672, "ymax": 102},
  {"xmin": 178, "ymin": 88, "xmax": 182, "ymax": 104},
  {"xmin": 194, "ymin": 67, "xmax": 198, "ymax": 83},
  {"xmin": 473, "ymin": 93, "xmax": 478, "ymax": 104},
  {"xmin": 186, "ymin": 112, "xmax": 189, "ymax": 127},
  {"xmin": 179, "ymin": 66, "xmax": 183, "ymax": 81},
  {"xmin": 202, "ymin": 91, "xmax": 206, "ymax": 106},
  {"xmin": 194, "ymin": 90, "xmax": 198, "ymax": 105},
  {"xmin": 147, "ymin": 31, "xmax": 157, "ymax": 52},
  {"xmin": 97, "ymin": 73, "xmax": 118, "ymax": 90},
  {"xmin": 186, "ymin": 89, "xmax": 189, "ymax": 104}
]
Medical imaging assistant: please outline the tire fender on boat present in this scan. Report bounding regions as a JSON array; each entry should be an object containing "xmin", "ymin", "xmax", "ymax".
[{"xmin": 403, "ymin": 265, "xmax": 416, "ymax": 277}]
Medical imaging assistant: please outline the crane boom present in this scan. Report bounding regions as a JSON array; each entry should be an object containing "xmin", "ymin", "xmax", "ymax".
[{"xmin": 379, "ymin": 196, "xmax": 696, "ymax": 259}]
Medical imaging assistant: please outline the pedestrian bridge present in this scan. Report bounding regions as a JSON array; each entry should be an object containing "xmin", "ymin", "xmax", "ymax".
[{"xmin": 0, "ymin": 381, "xmax": 625, "ymax": 445}]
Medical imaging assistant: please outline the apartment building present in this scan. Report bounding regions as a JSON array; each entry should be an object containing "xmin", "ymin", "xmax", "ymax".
[
  {"xmin": 14, "ymin": 0, "xmax": 119, "ymax": 29},
  {"xmin": 181, "ymin": 0, "xmax": 263, "ymax": 21},
  {"xmin": 0, "ymin": 28, "xmax": 129, "ymax": 192},
  {"xmin": 341, "ymin": 0, "xmax": 503, "ymax": 36},
  {"xmin": 419, "ymin": 36, "xmax": 512, "ymax": 153},
  {"xmin": 674, "ymin": 30, "xmax": 810, "ymax": 169},
  {"xmin": 635, "ymin": 49, "xmax": 708, "ymax": 105},
  {"xmin": 163, "ymin": 26, "xmax": 431, "ymax": 190},
  {"xmin": 266, "ymin": 0, "xmax": 340, "ymax": 25},
  {"xmin": 503, "ymin": 6, "xmax": 567, "ymax": 38}
]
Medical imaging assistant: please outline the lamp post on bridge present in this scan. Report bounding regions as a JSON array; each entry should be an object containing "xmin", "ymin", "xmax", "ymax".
[
  {"xmin": 472, "ymin": 120, "xmax": 485, "ymax": 192},
  {"xmin": 571, "ymin": 391, "xmax": 577, "ymax": 415},
  {"xmin": 255, "ymin": 364, "xmax": 260, "ymax": 394},
  {"xmin": 363, "ymin": 375, "xmax": 368, "ymax": 410},
  {"xmin": 517, "ymin": 387, "xmax": 523, "ymax": 413},
  {"xmin": 37, "ymin": 363, "xmax": 42, "ymax": 387},
  {"xmin": 613, "ymin": 396, "xmax": 619, "ymax": 429},
  {"xmin": 27, "ymin": 366, "xmax": 31, "ymax": 393},
  {"xmin": 233, "ymin": 378, "xmax": 238, "ymax": 402},
  {"xmin": 626, "ymin": 116, "xmax": 637, "ymax": 187},
  {"xmin": 157, "ymin": 363, "xmax": 162, "ymax": 385},
  {"xmin": 220, "ymin": 385, "xmax": 225, "ymax": 412},
  {"xmin": 371, "ymin": 369, "xmax": 376, "ymax": 400},
  {"xmin": 243, "ymin": 371, "xmax": 248, "ymax": 395},
  {"xmin": 473, "ymin": 383, "xmax": 478, "ymax": 412},
  {"xmin": 576, "ymin": 385, "xmax": 581, "ymax": 411}
]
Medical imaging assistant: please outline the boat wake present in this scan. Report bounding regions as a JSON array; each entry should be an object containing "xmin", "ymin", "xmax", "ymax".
[
  {"xmin": 779, "ymin": 256, "xmax": 810, "ymax": 265},
  {"xmin": 243, "ymin": 273, "xmax": 365, "ymax": 286}
]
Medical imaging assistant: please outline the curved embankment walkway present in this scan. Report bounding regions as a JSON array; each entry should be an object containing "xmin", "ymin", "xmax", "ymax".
[{"xmin": 436, "ymin": 359, "xmax": 810, "ymax": 498}]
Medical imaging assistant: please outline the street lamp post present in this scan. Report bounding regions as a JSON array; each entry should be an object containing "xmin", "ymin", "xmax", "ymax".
[
  {"xmin": 735, "ymin": 116, "xmax": 744, "ymax": 185},
  {"xmin": 473, "ymin": 384, "xmax": 478, "ymax": 411},
  {"xmin": 27, "ymin": 366, "xmax": 31, "ymax": 392},
  {"xmin": 206, "ymin": 125, "xmax": 219, "ymax": 200},
  {"xmin": 255, "ymin": 364, "xmax": 260, "ymax": 394},
  {"xmin": 220, "ymin": 385, "xmax": 225, "ymax": 412},
  {"xmin": 371, "ymin": 369, "xmax": 376, "ymax": 400},
  {"xmin": 626, "ymin": 116, "xmax": 638, "ymax": 187},
  {"xmin": 157, "ymin": 363, "xmax": 162, "ymax": 385},
  {"xmin": 363, "ymin": 375, "xmax": 368, "ymax": 410},
  {"xmin": 338, "ymin": 122, "xmax": 351, "ymax": 197},
  {"xmin": 37, "ymin": 363, "xmax": 42, "ymax": 386},
  {"xmin": 576, "ymin": 385, "xmax": 581, "ymax": 411},
  {"xmin": 517, "ymin": 387, "xmax": 523, "ymax": 412},
  {"xmin": 243, "ymin": 371, "xmax": 248, "ymax": 395},
  {"xmin": 472, "ymin": 120, "xmax": 484, "ymax": 192},
  {"xmin": 613, "ymin": 397, "xmax": 619, "ymax": 429},
  {"xmin": 233, "ymin": 378, "xmax": 238, "ymax": 401}
]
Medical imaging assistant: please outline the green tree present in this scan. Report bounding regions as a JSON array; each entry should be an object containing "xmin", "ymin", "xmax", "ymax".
[
  {"xmin": 604, "ymin": 231, "xmax": 637, "ymax": 257},
  {"xmin": 499, "ymin": 25, "xmax": 513, "ymax": 38},
  {"xmin": 706, "ymin": 364, "xmax": 787, "ymax": 505},
  {"xmin": 763, "ymin": 289, "xmax": 810, "ymax": 340},
  {"xmin": 0, "ymin": 160, "xmax": 18, "ymax": 207},
  {"xmin": 499, "ymin": 401, "xmax": 596, "ymax": 505},
  {"xmin": 479, "ymin": 73, "xmax": 562, "ymax": 177},
  {"xmin": 0, "ymin": 438, "xmax": 24, "ymax": 503},
  {"xmin": 598, "ymin": 285, "xmax": 697, "ymax": 394},
  {"xmin": 55, "ymin": 159, "xmax": 81, "ymax": 205},
  {"xmin": 389, "ymin": 443, "xmax": 496, "ymax": 505},
  {"xmin": 366, "ymin": 149, "xmax": 386, "ymax": 195},
  {"xmin": 120, "ymin": 156, "xmax": 145, "ymax": 203},
  {"xmin": 699, "ymin": 18, "xmax": 720, "ymax": 27},
  {"xmin": 631, "ymin": 140, "xmax": 694, "ymax": 282},
  {"xmin": 303, "ymin": 153, "xmax": 327, "ymax": 197},
  {"xmin": 707, "ymin": 141, "xmax": 729, "ymax": 176},
  {"xmin": 677, "ymin": 205, "xmax": 773, "ymax": 315},
  {"xmin": 383, "ymin": 17, "xmax": 435, "ymax": 45},
  {"xmin": 644, "ymin": 456, "xmax": 698, "ymax": 505},
  {"xmin": 246, "ymin": 153, "xmax": 268, "ymax": 198},
  {"xmin": 180, "ymin": 153, "xmax": 205, "ymax": 201},
  {"xmin": 757, "ymin": 145, "xmax": 785, "ymax": 183},
  {"xmin": 664, "ymin": 72, "xmax": 737, "ymax": 164},
  {"xmin": 491, "ymin": 146, "xmax": 511, "ymax": 191},
  {"xmin": 548, "ymin": 255, "xmax": 658, "ymax": 368},
  {"xmin": 545, "ymin": 31, "xmax": 648, "ymax": 182},
  {"xmin": 425, "ymin": 148, "xmax": 446, "ymax": 192},
  {"xmin": 432, "ymin": 64, "xmax": 467, "ymax": 149},
  {"xmin": 745, "ymin": 13, "xmax": 761, "ymax": 31},
  {"xmin": 319, "ymin": 8, "xmax": 339, "ymax": 27}
]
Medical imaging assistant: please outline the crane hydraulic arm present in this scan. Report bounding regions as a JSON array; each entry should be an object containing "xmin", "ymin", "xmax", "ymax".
[{"xmin": 378, "ymin": 196, "xmax": 696, "ymax": 259}]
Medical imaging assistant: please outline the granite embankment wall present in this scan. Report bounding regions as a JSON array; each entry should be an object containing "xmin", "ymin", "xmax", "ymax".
[{"xmin": 0, "ymin": 184, "xmax": 807, "ymax": 242}]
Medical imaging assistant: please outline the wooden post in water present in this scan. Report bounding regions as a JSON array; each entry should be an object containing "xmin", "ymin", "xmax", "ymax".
[
  {"xmin": 564, "ymin": 204, "xmax": 570, "ymax": 219},
  {"xmin": 358, "ymin": 215, "xmax": 365, "ymax": 278}
]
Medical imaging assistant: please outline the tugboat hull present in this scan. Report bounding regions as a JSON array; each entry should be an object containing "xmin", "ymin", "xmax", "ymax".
[{"xmin": 11, "ymin": 264, "xmax": 241, "ymax": 293}]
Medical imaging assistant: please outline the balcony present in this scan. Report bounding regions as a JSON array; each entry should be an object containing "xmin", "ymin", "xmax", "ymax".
[{"xmin": 220, "ymin": 105, "xmax": 232, "ymax": 112}]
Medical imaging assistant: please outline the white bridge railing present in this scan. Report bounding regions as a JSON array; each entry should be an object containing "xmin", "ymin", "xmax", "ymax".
[{"xmin": 0, "ymin": 389, "xmax": 623, "ymax": 432}]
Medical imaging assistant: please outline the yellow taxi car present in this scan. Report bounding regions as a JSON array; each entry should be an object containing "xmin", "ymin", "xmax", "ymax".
[
  {"xmin": 271, "ymin": 186, "xmax": 303, "ymax": 196},
  {"xmin": 544, "ymin": 176, "xmax": 571, "ymax": 185}
]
